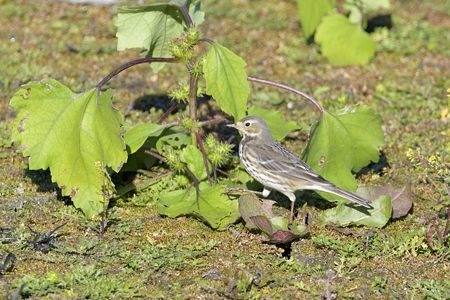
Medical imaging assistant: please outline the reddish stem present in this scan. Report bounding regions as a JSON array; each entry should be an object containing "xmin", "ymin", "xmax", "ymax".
[
  {"xmin": 196, "ymin": 130, "xmax": 212, "ymax": 186},
  {"xmin": 96, "ymin": 57, "xmax": 178, "ymax": 90},
  {"xmin": 247, "ymin": 76, "xmax": 324, "ymax": 113},
  {"xmin": 158, "ymin": 103, "xmax": 178, "ymax": 124}
]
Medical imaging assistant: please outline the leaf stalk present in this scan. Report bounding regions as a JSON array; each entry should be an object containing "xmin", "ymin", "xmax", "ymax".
[
  {"xmin": 96, "ymin": 57, "xmax": 178, "ymax": 90},
  {"xmin": 247, "ymin": 76, "xmax": 324, "ymax": 113}
]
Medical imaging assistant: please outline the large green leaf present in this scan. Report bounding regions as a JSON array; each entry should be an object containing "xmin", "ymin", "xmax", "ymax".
[
  {"xmin": 321, "ymin": 195, "xmax": 392, "ymax": 228},
  {"xmin": 180, "ymin": 145, "xmax": 207, "ymax": 180},
  {"xmin": 315, "ymin": 14, "xmax": 376, "ymax": 65},
  {"xmin": 158, "ymin": 182, "xmax": 240, "ymax": 230},
  {"xmin": 116, "ymin": 5, "xmax": 182, "ymax": 54},
  {"xmin": 10, "ymin": 80, "xmax": 127, "ymax": 217},
  {"xmin": 203, "ymin": 43, "xmax": 250, "ymax": 121},
  {"xmin": 247, "ymin": 106, "xmax": 300, "ymax": 141},
  {"xmin": 116, "ymin": 1, "xmax": 204, "ymax": 71},
  {"xmin": 303, "ymin": 106, "xmax": 384, "ymax": 193},
  {"xmin": 124, "ymin": 123, "xmax": 167, "ymax": 154},
  {"xmin": 297, "ymin": 0, "xmax": 335, "ymax": 38}
]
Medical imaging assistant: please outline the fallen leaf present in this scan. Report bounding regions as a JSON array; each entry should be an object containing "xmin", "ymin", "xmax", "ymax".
[
  {"xmin": 357, "ymin": 184, "xmax": 413, "ymax": 219},
  {"xmin": 268, "ymin": 231, "xmax": 299, "ymax": 244},
  {"xmin": 249, "ymin": 216, "xmax": 273, "ymax": 234},
  {"xmin": 238, "ymin": 194, "xmax": 274, "ymax": 230}
]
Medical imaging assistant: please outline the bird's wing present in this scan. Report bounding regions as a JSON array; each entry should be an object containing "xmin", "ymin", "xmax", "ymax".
[{"xmin": 250, "ymin": 142, "xmax": 326, "ymax": 184}]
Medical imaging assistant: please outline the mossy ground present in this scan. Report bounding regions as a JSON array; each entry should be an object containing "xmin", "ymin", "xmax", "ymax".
[{"xmin": 0, "ymin": 0, "xmax": 449, "ymax": 299}]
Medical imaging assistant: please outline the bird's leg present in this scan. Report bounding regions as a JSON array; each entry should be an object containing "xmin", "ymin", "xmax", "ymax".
[
  {"xmin": 262, "ymin": 187, "xmax": 271, "ymax": 198},
  {"xmin": 289, "ymin": 201, "xmax": 295, "ymax": 225},
  {"xmin": 284, "ymin": 192, "xmax": 297, "ymax": 226}
]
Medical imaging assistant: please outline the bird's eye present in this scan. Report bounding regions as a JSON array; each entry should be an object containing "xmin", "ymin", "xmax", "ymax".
[{"xmin": 245, "ymin": 122, "xmax": 251, "ymax": 127}]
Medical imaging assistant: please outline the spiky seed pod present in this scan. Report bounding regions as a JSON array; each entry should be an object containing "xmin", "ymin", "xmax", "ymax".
[
  {"xmin": 165, "ymin": 149, "xmax": 185, "ymax": 172},
  {"xmin": 168, "ymin": 83, "xmax": 190, "ymax": 103}
]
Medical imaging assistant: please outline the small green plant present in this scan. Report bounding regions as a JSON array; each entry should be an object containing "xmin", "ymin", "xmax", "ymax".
[
  {"xmin": 297, "ymin": 0, "xmax": 391, "ymax": 65},
  {"xmin": 9, "ymin": 0, "xmax": 389, "ymax": 230}
]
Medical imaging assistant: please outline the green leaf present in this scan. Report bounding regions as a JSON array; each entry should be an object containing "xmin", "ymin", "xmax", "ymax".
[
  {"xmin": 158, "ymin": 182, "xmax": 240, "ymax": 230},
  {"xmin": 303, "ymin": 106, "xmax": 384, "ymax": 193},
  {"xmin": 247, "ymin": 106, "xmax": 301, "ymax": 141},
  {"xmin": 180, "ymin": 145, "xmax": 207, "ymax": 180},
  {"xmin": 204, "ymin": 43, "xmax": 250, "ymax": 121},
  {"xmin": 10, "ymin": 80, "xmax": 127, "ymax": 217},
  {"xmin": 116, "ymin": 1, "xmax": 204, "ymax": 71},
  {"xmin": 337, "ymin": 107, "xmax": 385, "ymax": 172},
  {"xmin": 322, "ymin": 195, "xmax": 392, "ymax": 228},
  {"xmin": 155, "ymin": 126, "xmax": 191, "ymax": 153},
  {"xmin": 315, "ymin": 14, "xmax": 376, "ymax": 65},
  {"xmin": 116, "ymin": 5, "xmax": 182, "ymax": 53},
  {"xmin": 297, "ymin": 0, "xmax": 335, "ymax": 38},
  {"xmin": 124, "ymin": 123, "xmax": 167, "ymax": 154}
]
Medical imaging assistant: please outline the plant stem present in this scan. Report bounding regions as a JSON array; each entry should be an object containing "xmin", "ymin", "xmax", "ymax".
[
  {"xmin": 158, "ymin": 103, "xmax": 178, "ymax": 124},
  {"xmin": 247, "ymin": 76, "xmax": 324, "ymax": 113},
  {"xmin": 96, "ymin": 57, "xmax": 178, "ymax": 90},
  {"xmin": 188, "ymin": 73, "xmax": 198, "ymax": 144},
  {"xmin": 179, "ymin": 0, "xmax": 193, "ymax": 28},
  {"xmin": 196, "ymin": 130, "xmax": 212, "ymax": 185},
  {"xmin": 184, "ymin": 166, "xmax": 201, "ymax": 210},
  {"xmin": 198, "ymin": 115, "xmax": 227, "ymax": 127},
  {"xmin": 145, "ymin": 149, "xmax": 166, "ymax": 162}
]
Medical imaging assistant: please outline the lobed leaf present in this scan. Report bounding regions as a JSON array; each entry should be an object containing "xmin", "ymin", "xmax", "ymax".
[
  {"xmin": 297, "ymin": 0, "xmax": 335, "ymax": 38},
  {"xmin": 303, "ymin": 106, "xmax": 384, "ymax": 193},
  {"xmin": 203, "ymin": 43, "xmax": 250, "ymax": 121},
  {"xmin": 10, "ymin": 80, "xmax": 127, "ymax": 217},
  {"xmin": 315, "ymin": 14, "xmax": 376, "ymax": 65},
  {"xmin": 248, "ymin": 106, "xmax": 301, "ymax": 141},
  {"xmin": 158, "ymin": 182, "xmax": 240, "ymax": 230}
]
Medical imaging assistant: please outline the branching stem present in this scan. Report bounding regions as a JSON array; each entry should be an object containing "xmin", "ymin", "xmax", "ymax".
[
  {"xmin": 179, "ymin": 0, "xmax": 193, "ymax": 28},
  {"xmin": 96, "ymin": 57, "xmax": 178, "ymax": 90},
  {"xmin": 247, "ymin": 76, "xmax": 324, "ymax": 113}
]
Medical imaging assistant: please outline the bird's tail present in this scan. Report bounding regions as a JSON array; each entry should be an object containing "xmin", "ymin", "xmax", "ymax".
[{"xmin": 315, "ymin": 184, "xmax": 372, "ymax": 208}]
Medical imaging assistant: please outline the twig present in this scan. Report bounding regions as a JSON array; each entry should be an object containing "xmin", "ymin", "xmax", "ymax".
[
  {"xmin": 247, "ymin": 76, "xmax": 324, "ymax": 113},
  {"xmin": 225, "ymin": 187, "xmax": 263, "ymax": 196},
  {"xmin": 179, "ymin": 0, "xmax": 193, "ymax": 28},
  {"xmin": 199, "ymin": 38, "xmax": 214, "ymax": 44},
  {"xmin": 145, "ymin": 149, "xmax": 166, "ymax": 162},
  {"xmin": 216, "ymin": 168, "xmax": 230, "ymax": 177},
  {"xmin": 199, "ymin": 115, "xmax": 227, "ymax": 127},
  {"xmin": 196, "ymin": 130, "xmax": 212, "ymax": 185},
  {"xmin": 158, "ymin": 103, "xmax": 178, "ymax": 124},
  {"xmin": 96, "ymin": 57, "xmax": 178, "ymax": 90}
]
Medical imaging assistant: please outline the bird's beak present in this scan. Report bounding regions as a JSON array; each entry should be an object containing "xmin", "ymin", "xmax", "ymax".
[{"xmin": 226, "ymin": 123, "xmax": 237, "ymax": 129}]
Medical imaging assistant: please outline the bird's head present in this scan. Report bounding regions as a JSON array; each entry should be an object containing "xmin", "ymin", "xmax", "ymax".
[{"xmin": 227, "ymin": 116, "xmax": 272, "ymax": 139}]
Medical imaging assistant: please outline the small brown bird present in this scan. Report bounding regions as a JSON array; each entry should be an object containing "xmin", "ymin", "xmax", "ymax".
[{"xmin": 228, "ymin": 116, "xmax": 371, "ymax": 223}]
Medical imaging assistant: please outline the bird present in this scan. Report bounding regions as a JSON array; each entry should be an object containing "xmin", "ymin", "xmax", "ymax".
[{"xmin": 228, "ymin": 116, "xmax": 372, "ymax": 224}]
